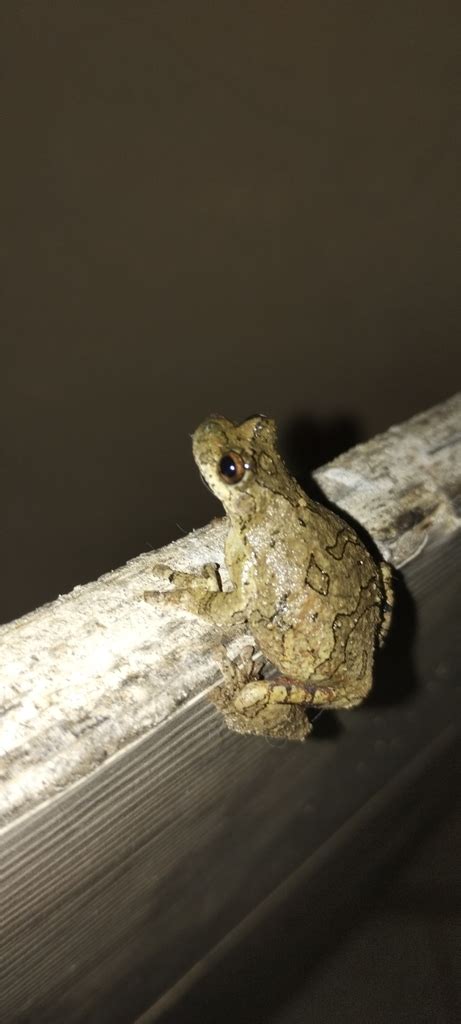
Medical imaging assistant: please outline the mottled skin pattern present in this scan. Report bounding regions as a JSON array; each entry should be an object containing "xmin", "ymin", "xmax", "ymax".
[{"xmin": 145, "ymin": 415, "xmax": 393, "ymax": 740}]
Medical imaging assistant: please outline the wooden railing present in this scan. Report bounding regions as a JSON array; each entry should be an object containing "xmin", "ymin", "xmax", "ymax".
[{"xmin": 1, "ymin": 394, "xmax": 460, "ymax": 1023}]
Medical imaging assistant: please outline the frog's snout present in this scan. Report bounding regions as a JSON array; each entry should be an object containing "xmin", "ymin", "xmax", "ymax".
[{"xmin": 192, "ymin": 416, "xmax": 232, "ymax": 465}]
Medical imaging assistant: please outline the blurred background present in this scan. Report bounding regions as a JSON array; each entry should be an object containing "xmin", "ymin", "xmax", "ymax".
[{"xmin": 2, "ymin": 1, "xmax": 460, "ymax": 624}]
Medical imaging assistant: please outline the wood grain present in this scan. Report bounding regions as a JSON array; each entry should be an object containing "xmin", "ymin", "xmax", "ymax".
[{"xmin": 1, "ymin": 394, "xmax": 460, "ymax": 1023}]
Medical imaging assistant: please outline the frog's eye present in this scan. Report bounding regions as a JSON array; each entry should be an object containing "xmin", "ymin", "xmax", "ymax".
[{"xmin": 218, "ymin": 451, "xmax": 246, "ymax": 484}]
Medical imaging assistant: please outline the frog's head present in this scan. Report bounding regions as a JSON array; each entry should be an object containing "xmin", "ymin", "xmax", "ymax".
[{"xmin": 192, "ymin": 414, "xmax": 288, "ymax": 516}]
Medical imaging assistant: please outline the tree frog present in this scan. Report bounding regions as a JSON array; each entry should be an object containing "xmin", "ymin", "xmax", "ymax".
[{"xmin": 145, "ymin": 415, "xmax": 393, "ymax": 740}]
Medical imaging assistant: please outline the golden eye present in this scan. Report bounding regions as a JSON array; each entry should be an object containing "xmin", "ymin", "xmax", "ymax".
[{"xmin": 218, "ymin": 451, "xmax": 246, "ymax": 484}]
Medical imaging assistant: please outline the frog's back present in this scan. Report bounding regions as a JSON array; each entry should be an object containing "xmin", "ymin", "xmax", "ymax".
[{"xmin": 246, "ymin": 497, "xmax": 383, "ymax": 684}]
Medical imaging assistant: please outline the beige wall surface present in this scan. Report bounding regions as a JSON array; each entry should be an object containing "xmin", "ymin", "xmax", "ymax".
[{"xmin": 2, "ymin": 2, "xmax": 460, "ymax": 623}]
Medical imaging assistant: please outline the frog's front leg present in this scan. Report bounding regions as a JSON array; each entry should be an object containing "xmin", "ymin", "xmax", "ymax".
[{"xmin": 144, "ymin": 562, "xmax": 246, "ymax": 623}]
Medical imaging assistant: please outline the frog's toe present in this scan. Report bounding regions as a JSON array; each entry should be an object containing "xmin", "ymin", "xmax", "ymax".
[{"xmin": 151, "ymin": 563, "xmax": 174, "ymax": 579}]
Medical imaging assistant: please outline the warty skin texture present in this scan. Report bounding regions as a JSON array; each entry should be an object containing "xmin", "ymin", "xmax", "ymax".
[{"xmin": 147, "ymin": 415, "xmax": 393, "ymax": 739}]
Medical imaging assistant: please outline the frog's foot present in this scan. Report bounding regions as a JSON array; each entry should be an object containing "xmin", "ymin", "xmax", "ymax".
[
  {"xmin": 378, "ymin": 561, "xmax": 394, "ymax": 646},
  {"xmin": 234, "ymin": 673, "xmax": 372, "ymax": 713},
  {"xmin": 144, "ymin": 562, "xmax": 221, "ymax": 614},
  {"xmin": 209, "ymin": 646, "xmax": 311, "ymax": 741}
]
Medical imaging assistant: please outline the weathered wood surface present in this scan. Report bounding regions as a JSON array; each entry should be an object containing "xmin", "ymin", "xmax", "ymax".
[
  {"xmin": 2, "ymin": 394, "xmax": 459, "ymax": 826},
  {"xmin": 1, "ymin": 394, "xmax": 460, "ymax": 1023}
]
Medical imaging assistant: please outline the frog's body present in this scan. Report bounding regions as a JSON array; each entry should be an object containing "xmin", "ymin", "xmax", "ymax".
[
  {"xmin": 146, "ymin": 415, "xmax": 392, "ymax": 739},
  {"xmin": 225, "ymin": 494, "xmax": 384, "ymax": 703}
]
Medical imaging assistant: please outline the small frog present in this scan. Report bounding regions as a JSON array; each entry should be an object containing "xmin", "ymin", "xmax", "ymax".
[{"xmin": 145, "ymin": 416, "xmax": 393, "ymax": 740}]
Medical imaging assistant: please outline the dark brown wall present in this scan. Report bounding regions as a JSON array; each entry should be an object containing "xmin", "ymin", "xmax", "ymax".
[{"xmin": 2, "ymin": 2, "xmax": 460, "ymax": 622}]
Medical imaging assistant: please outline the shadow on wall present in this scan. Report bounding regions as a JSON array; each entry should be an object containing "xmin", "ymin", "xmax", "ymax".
[{"xmin": 281, "ymin": 414, "xmax": 362, "ymax": 486}]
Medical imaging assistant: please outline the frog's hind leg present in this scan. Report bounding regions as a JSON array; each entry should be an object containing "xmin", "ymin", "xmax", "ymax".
[
  {"xmin": 233, "ymin": 668, "xmax": 373, "ymax": 714},
  {"xmin": 378, "ymin": 561, "xmax": 394, "ymax": 647},
  {"xmin": 209, "ymin": 646, "xmax": 312, "ymax": 741}
]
